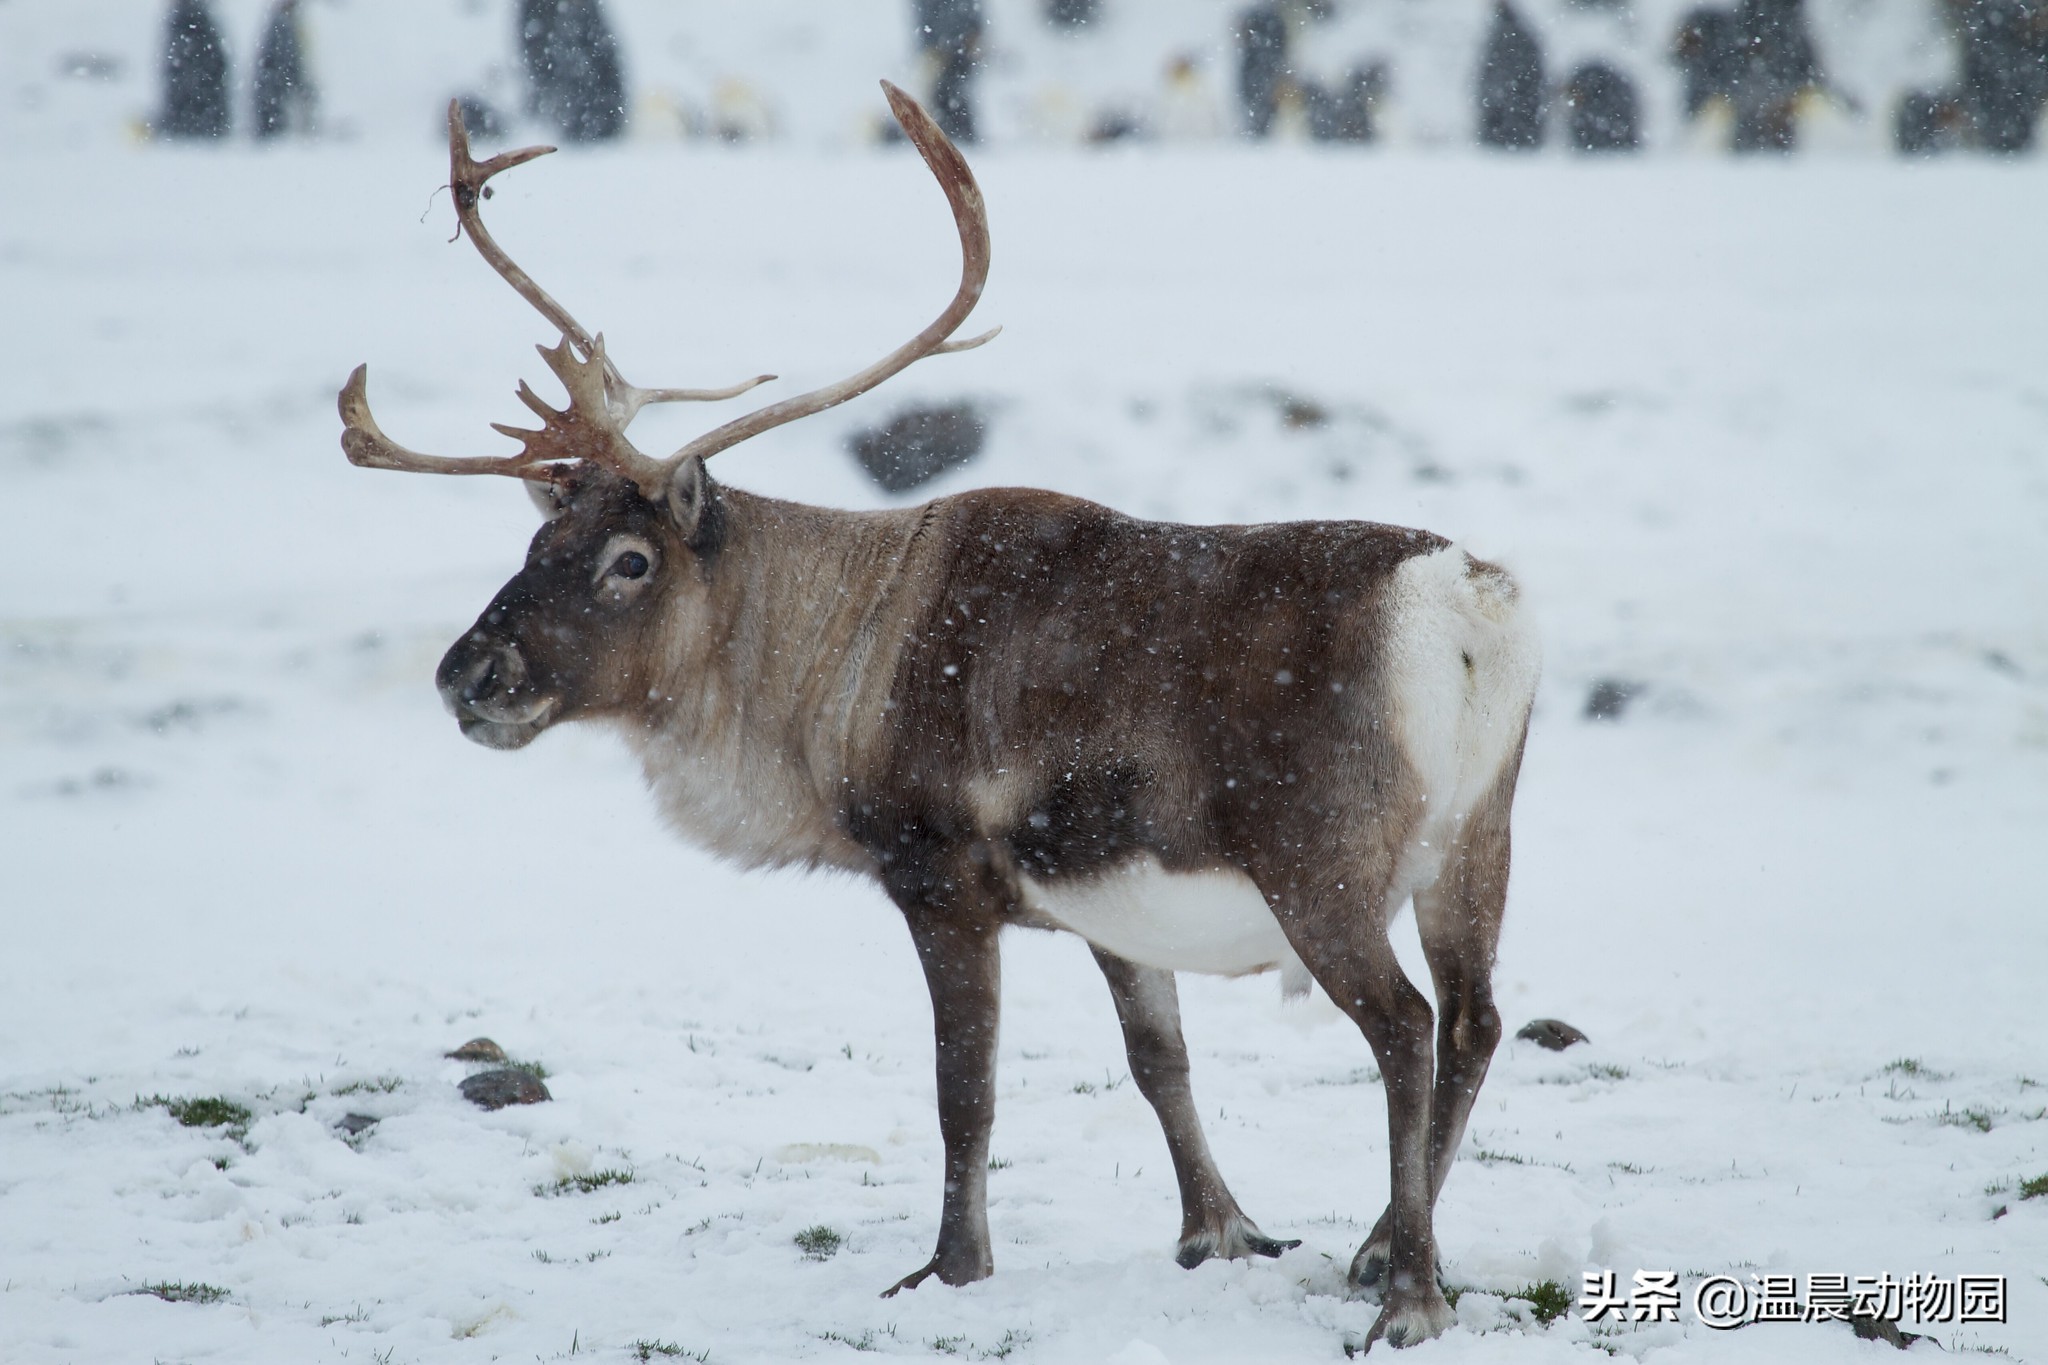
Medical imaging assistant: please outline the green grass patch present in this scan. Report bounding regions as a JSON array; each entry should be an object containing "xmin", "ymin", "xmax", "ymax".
[
  {"xmin": 509, "ymin": 1059, "xmax": 550, "ymax": 1080},
  {"xmin": 982, "ymin": 1329, "xmax": 1032, "ymax": 1359},
  {"xmin": 1885, "ymin": 1057, "xmax": 1948, "ymax": 1080},
  {"xmin": 794, "ymin": 1225, "xmax": 843, "ymax": 1260},
  {"xmin": 1937, "ymin": 1104, "xmax": 1998, "ymax": 1134},
  {"xmin": 330, "ymin": 1077, "xmax": 402, "ymax": 1097},
  {"xmin": 817, "ymin": 1328, "xmax": 878, "ymax": 1351},
  {"xmin": 631, "ymin": 1341, "xmax": 707, "ymax": 1363},
  {"xmin": 925, "ymin": 1328, "xmax": 1030, "ymax": 1358},
  {"xmin": 1504, "ymin": 1280, "xmax": 1573, "ymax": 1325},
  {"xmin": 537, "ymin": 1168, "xmax": 634, "ymax": 1196},
  {"xmin": 1471, "ymin": 1147, "xmax": 1527, "ymax": 1165},
  {"xmin": 2020, "ymin": 1172, "xmax": 2048, "ymax": 1200},
  {"xmin": 1586, "ymin": 1063, "xmax": 1630, "ymax": 1081},
  {"xmin": 134, "ymin": 1280, "xmax": 229, "ymax": 1305},
  {"xmin": 139, "ymin": 1095, "xmax": 252, "ymax": 1130}
]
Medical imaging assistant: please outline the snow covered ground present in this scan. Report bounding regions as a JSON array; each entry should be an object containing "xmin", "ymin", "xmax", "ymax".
[{"xmin": 3, "ymin": 92, "xmax": 2047, "ymax": 1365}]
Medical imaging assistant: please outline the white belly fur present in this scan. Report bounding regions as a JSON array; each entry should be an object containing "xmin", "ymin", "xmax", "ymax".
[{"xmin": 1020, "ymin": 857, "xmax": 1299, "ymax": 981}]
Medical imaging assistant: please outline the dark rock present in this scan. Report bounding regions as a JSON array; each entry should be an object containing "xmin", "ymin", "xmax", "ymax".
[
  {"xmin": 461, "ymin": 1068, "xmax": 551, "ymax": 1110},
  {"xmin": 1516, "ymin": 1018, "xmax": 1589, "ymax": 1051},
  {"xmin": 446, "ymin": 1036, "xmax": 508, "ymax": 1063},
  {"xmin": 848, "ymin": 402, "xmax": 987, "ymax": 494},
  {"xmin": 1849, "ymin": 1311, "xmax": 1921, "ymax": 1349},
  {"xmin": 1583, "ymin": 678, "xmax": 1642, "ymax": 721},
  {"xmin": 336, "ymin": 1113, "xmax": 378, "ymax": 1137}
]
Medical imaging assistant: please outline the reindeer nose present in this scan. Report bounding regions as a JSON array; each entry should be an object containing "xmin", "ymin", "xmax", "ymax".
[{"xmin": 437, "ymin": 634, "xmax": 530, "ymax": 716}]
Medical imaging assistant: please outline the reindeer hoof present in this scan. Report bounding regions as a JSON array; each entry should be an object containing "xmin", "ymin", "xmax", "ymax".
[
  {"xmin": 1175, "ymin": 1213, "xmax": 1302, "ymax": 1269},
  {"xmin": 1349, "ymin": 1239, "xmax": 1391, "ymax": 1294},
  {"xmin": 879, "ymin": 1250, "xmax": 992, "ymax": 1298},
  {"xmin": 1351, "ymin": 1237, "xmax": 1449, "ymax": 1306},
  {"xmin": 1363, "ymin": 1287, "xmax": 1456, "ymax": 1351}
]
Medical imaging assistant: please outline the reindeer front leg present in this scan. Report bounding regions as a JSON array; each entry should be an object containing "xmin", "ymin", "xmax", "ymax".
[{"xmin": 881, "ymin": 864, "xmax": 1003, "ymax": 1296}]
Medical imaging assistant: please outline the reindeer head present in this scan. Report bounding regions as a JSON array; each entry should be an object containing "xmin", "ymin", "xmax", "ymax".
[
  {"xmin": 432, "ymin": 457, "xmax": 713, "ymax": 749},
  {"xmin": 340, "ymin": 84, "xmax": 995, "ymax": 749}
]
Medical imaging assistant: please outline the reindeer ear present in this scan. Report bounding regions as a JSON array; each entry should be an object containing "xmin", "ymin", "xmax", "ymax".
[
  {"xmin": 667, "ymin": 457, "xmax": 714, "ymax": 545},
  {"xmin": 525, "ymin": 478, "xmax": 569, "ymax": 521}
]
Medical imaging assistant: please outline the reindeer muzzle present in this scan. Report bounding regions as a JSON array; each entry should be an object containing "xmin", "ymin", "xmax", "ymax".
[{"xmin": 437, "ymin": 633, "xmax": 555, "ymax": 750}]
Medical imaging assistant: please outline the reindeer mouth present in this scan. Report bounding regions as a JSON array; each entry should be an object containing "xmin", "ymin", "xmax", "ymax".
[
  {"xmin": 450, "ymin": 693, "xmax": 558, "ymax": 751},
  {"xmin": 456, "ymin": 712, "xmax": 550, "ymax": 750}
]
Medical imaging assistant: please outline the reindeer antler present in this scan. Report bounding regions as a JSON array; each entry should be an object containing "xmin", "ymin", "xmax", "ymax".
[
  {"xmin": 664, "ymin": 81, "xmax": 999, "ymax": 465},
  {"xmin": 340, "ymin": 83, "xmax": 997, "ymax": 498}
]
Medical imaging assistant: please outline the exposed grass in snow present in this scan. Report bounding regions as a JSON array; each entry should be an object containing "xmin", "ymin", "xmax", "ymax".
[
  {"xmin": 1502, "ymin": 1280, "xmax": 1574, "ymax": 1326},
  {"xmin": 2020, "ymin": 1173, "xmax": 2048, "ymax": 1201},
  {"xmin": 137, "ymin": 1094, "xmax": 251, "ymax": 1137},
  {"xmin": 794, "ymin": 1224, "xmax": 844, "ymax": 1260},
  {"xmin": 817, "ymin": 1325, "xmax": 883, "ymax": 1351},
  {"xmin": 1934, "ymin": 1104, "xmax": 2001, "ymax": 1134},
  {"xmin": 131, "ymin": 1280, "xmax": 230, "ymax": 1305},
  {"xmin": 540, "ymin": 1168, "xmax": 637, "ymax": 1197},
  {"xmin": 630, "ymin": 1341, "xmax": 709, "ymax": 1363}
]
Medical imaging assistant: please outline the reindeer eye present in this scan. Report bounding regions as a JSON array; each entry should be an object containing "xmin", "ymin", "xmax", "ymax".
[{"xmin": 611, "ymin": 551, "xmax": 650, "ymax": 580}]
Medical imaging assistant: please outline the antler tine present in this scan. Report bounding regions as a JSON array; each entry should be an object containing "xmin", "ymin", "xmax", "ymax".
[
  {"xmin": 444, "ymin": 100, "xmax": 775, "ymax": 428},
  {"xmin": 340, "ymin": 337, "xmax": 678, "ymax": 495},
  {"xmin": 664, "ymin": 81, "xmax": 997, "ymax": 468},
  {"xmin": 340, "ymin": 364, "xmax": 569, "ymax": 481}
]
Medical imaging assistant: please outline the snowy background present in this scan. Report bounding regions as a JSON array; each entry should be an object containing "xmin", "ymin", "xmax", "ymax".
[{"xmin": 2, "ymin": 3, "xmax": 2046, "ymax": 1364}]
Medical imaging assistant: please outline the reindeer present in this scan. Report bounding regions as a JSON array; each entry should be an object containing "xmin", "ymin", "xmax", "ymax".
[{"xmin": 340, "ymin": 85, "xmax": 1539, "ymax": 1350}]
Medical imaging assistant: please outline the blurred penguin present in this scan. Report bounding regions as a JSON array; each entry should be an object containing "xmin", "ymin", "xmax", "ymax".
[
  {"xmin": 1477, "ymin": 1, "xmax": 1546, "ymax": 149},
  {"xmin": 1562, "ymin": 61, "xmax": 1639, "ymax": 152},
  {"xmin": 1157, "ymin": 52, "xmax": 1226, "ymax": 141},
  {"xmin": 1952, "ymin": 0, "xmax": 2048, "ymax": 152},
  {"xmin": 1727, "ymin": 0, "xmax": 1822, "ymax": 152},
  {"xmin": 915, "ymin": 0, "xmax": 985, "ymax": 142},
  {"xmin": 252, "ymin": 0, "xmax": 316, "ymax": 140},
  {"xmin": 158, "ymin": 0, "xmax": 231, "ymax": 139}
]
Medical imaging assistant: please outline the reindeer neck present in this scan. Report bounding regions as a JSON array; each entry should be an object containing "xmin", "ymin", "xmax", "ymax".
[{"xmin": 621, "ymin": 485, "xmax": 935, "ymax": 871}]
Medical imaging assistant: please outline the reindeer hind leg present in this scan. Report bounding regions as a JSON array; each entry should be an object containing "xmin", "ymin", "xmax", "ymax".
[
  {"xmin": 1089, "ymin": 946, "xmax": 1299, "ymax": 1268},
  {"xmin": 1351, "ymin": 754, "xmax": 1520, "ymax": 1300},
  {"xmin": 1262, "ymin": 866, "xmax": 1455, "ymax": 1350}
]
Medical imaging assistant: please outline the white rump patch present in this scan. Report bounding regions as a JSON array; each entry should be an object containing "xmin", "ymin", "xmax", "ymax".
[
  {"xmin": 1020, "ymin": 857, "xmax": 1308, "ymax": 993},
  {"xmin": 1380, "ymin": 546, "xmax": 1542, "ymax": 891}
]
